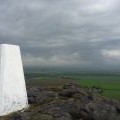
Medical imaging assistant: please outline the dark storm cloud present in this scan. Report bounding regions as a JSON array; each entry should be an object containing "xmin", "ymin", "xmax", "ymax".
[{"xmin": 0, "ymin": 0, "xmax": 120, "ymax": 70}]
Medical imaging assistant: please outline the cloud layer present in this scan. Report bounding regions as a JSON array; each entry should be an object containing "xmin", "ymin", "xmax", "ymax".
[{"xmin": 0, "ymin": 0, "xmax": 120, "ymax": 70}]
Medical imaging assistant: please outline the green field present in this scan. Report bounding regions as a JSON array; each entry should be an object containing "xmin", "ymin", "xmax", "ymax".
[{"xmin": 25, "ymin": 73, "xmax": 120, "ymax": 100}]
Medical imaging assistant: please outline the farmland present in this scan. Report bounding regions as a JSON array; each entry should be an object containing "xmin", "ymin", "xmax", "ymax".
[{"xmin": 25, "ymin": 72, "xmax": 120, "ymax": 100}]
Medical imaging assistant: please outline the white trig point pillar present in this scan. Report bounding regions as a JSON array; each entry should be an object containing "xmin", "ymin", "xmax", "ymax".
[{"xmin": 0, "ymin": 44, "xmax": 28, "ymax": 116}]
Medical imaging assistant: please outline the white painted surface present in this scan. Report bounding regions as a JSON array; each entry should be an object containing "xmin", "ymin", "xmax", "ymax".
[{"xmin": 0, "ymin": 44, "xmax": 28, "ymax": 116}]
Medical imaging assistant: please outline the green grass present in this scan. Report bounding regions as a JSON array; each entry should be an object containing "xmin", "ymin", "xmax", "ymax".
[
  {"xmin": 65, "ymin": 74, "xmax": 120, "ymax": 88},
  {"xmin": 68, "ymin": 74, "xmax": 120, "ymax": 100},
  {"xmin": 102, "ymin": 90, "xmax": 120, "ymax": 100},
  {"xmin": 25, "ymin": 73, "xmax": 120, "ymax": 100}
]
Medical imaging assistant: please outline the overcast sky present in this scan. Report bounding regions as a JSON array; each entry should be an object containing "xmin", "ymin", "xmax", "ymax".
[{"xmin": 0, "ymin": 0, "xmax": 120, "ymax": 71}]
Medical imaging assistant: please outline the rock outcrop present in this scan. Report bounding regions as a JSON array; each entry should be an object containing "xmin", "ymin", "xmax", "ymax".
[{"xmin": 1, "ymin": 83, "xmax": 120, "ymax": 120}]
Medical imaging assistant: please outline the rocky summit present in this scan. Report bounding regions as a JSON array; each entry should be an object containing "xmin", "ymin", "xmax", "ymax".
[{"xmin": 0, "ymin": 83, "xmax": 120, "ymax": 120}]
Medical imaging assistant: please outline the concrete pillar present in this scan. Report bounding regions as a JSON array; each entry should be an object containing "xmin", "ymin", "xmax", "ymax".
[{"xmin": 0, "ymin": 44, "xmax": 28, "ymax": 116}]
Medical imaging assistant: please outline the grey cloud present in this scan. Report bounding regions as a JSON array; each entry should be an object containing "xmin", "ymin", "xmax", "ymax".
[{"xmin": 0, "ymin": 0, "xmax": 120, "ymax": 71}]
